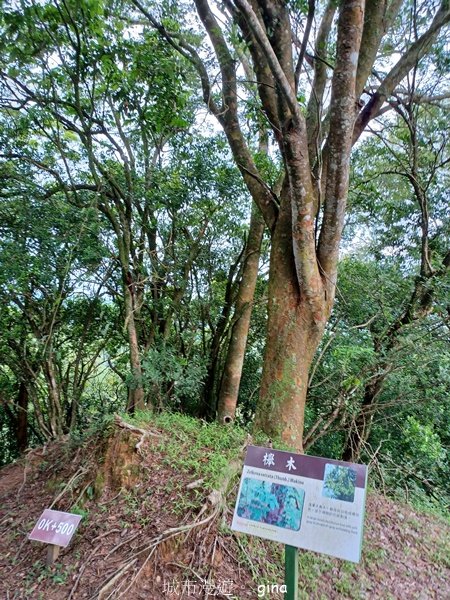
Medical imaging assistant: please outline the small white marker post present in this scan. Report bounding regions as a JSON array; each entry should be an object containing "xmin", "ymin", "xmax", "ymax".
[
  {"xmin": 28, "ymin": 509, "xmax": 82, "ymax": 566},
  {"xmin": 46, "ymin": 544, "xmax": 61, "ymax": 566}
]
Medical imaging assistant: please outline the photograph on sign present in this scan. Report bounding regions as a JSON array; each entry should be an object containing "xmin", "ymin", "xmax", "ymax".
[
  {"xmin": 237, "ymin": 478, "xmax": 305, "ymax": 531},
  {"xmin": 322, "ymin": 464, "xmax": 356, "ymax": 502},
  {"xmin": 231, "ymin": 446, "xmax": 368, "ymax": 563},
  {"xmin": 28, "ymin": 508, "xmax": 82, "ymax": 548}
]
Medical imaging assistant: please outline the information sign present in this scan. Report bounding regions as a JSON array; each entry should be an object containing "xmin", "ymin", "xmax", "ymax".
[
  {"xmin": 232, "ymin": 446, "xmax": 368, "ymax": 563},
  {"xmin": 28, "ymin": 509, "xmax": 82, "ymax": 548}
]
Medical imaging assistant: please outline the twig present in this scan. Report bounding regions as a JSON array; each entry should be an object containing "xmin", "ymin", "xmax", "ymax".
[
  {"xmin": 68, "ymin": 530, "xmax": 120, "ymax": 600},
  {"xmin": 116, "ymin": 548, "xmax": 156, "ymax": 599},
  {"xmin": 105, "ymin": 532, "xmax": 140, "ymax": 559},
  {"xmin": 68, "ymin": 543, "xmax": 103, "ymax": 600},
  {"xmin": 96, "ymin": 558, "xmax": 138, "ymax": 600},
  {"xmin": 103, "ymin": 574, "xmax": 130, "ymax": 600},
  {"xmin": 218, "ymin": 535, "xmax": 237, "ymax": 563},
  {"xmin": 12, "ymin": 535, "xmax": 29, "ymax": 563},
  {"xmin": 99, "ymin": 492, "xmax": 121, "ymax": 506},
  {"xmin": 71, "ymin": 479, "xmax": 93, "ymax": 508},
  {"xmin": 209, "ymin": 534, "xmax": 219, "ymax": 578},
  {"xmin": 93, "ymin": 528, "xmax": 122, "ymax": 543},
  {"xmin": 232, "ymin": 533, "xmax": 259, "ymax": 580}
]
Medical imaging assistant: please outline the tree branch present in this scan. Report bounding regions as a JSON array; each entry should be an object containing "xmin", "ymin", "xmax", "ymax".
[
  {"xmin": 317, "ymin": 0, "xmax": 365, "ymax": 297},
  {"xmin": 294, "ymin": 0, "xmax": 315, "ymax": 90},
  {"xmin": 194, "ymin": 0, "xmax": 278, "ymax": 230},
  {"xmin": 129, "ymin": 0, "xmax": 221, "ymax": 115},
  {"xmin": 355, "ymin": 0, "xmax": 403, "ymax": 99},
  {"xmin": 233, "ymin": 0, "xmax": 303, "ymax": 124},
  {"xmin": 353, "ymin": 0, "xmax": 450, "ymax": 143}
]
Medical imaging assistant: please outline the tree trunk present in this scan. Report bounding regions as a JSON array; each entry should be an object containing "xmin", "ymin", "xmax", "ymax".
[
  {"xmin": 44, "ymin": 355, "xmax": 63, "ymax": 437},
  {"xmin": 123, "ymin": 272, "xmax": 146, "ymax": 412},
  {"xmin": 341, "ymin": 376, "xmax": 384, "ymax": 462},
  {"xmin": 254, "ymin": 197, "xmax": 324, "ymax": 452},
  {"xmin": 16, "ymin": 381, "xmax": 28, "ymax": 452},
  {"xmin": 202, "ymin": 252, "xmax": 241, "ymax": 419},
  {"xmin": 217, "ymin": 203, "xmax": 265, "ymax": 423}
]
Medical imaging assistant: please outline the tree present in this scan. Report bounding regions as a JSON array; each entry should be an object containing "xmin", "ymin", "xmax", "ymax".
[
  {"xmin": 302, "ymin": 68, "xmax": 450, "ymax": 464},
  {"xmin": 132, "ymin": 0, "xmax": 450, "ymax": 450},
  {"xmin": 341, "ymin": 68, "xmax": 450, "ymax": 461},
  {"xmin": 216, "ymin": 127, "xmax": 271, "ymax": 424},
  {"xmin": 0, "ymin": 0, "xmax": 199, "ymax": 412},
  {"xmin": 0, "ymin": 147, "xmax": 112, "ymax": 451},
  {"xmin": 217, "ymin": 201, "xmax": 265, "ymax": 423},
  {"xmin": 323, "ymin": 465, "xmax": 356, "ymax": 502}
]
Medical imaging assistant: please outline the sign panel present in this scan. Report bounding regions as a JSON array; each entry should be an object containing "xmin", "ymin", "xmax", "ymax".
[
  {"xmin": 28, "ymin": 509, "xmax": 82, "ymax": 548},
  {"xmin": 231, "ymin": 446, "xmax": 368, "ymax": 563}
]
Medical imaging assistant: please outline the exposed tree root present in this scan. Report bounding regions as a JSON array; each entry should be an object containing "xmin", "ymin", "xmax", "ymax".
[
  {"xmin": 89, "ymin": 436, "xmax": 249, "ymax": 599},
  {"xmin": 105, "ymin": 532, "xmax": 141, "ymax": 560},
  {"xmin": 49, "ymin": 467, "xmax": 88, "ymax": 509},
  {"xmin": 186, "ymin": 477, "xmax": 204, "ymax": 490},
  {"xmin": 71, "ymin": 479, "xmax": 94, "ymax": 508},
  {"xmin": 68, "ymin": 529, "xmax": 122, "ymax": 600},
  {"xmin": 113, "ymin": 414, "xmax": 162, "ymax": 456},
  {"xmin": 97, "ymin": 558, "xmax": 138, "ymax": 600}
]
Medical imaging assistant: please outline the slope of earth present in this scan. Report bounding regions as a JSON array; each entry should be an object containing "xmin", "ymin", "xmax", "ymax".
[{"xmin": 0, "ymin": 412, "xmax": 448, "ymax": 600}]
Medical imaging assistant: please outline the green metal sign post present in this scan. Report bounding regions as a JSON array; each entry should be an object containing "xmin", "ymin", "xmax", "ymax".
[{"xmin": 284, "ymin": 545, "xmax": 299, "ymax": 599}]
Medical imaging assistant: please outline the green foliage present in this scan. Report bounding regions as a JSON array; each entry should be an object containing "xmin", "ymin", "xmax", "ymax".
[
  {"xmin": 403, "ymin": 416, "xmax": 445, "ymax": 464},
  {"xmin": 303, "ymin": 71, "xmax": 450, "ymax": 511},
  {"xmin": 0, "ymin": 0, "xmax": 255, "ymax": 456},
  {"xmin": 70, "ymin": 505, "xmax": 90, "ymax": 520},
  {"xmin": 323, "ymin": 466, "xmax": 356, "ymax": 502},
  {"xmin": 0, "ymin": 0, "xmax": 448, "ymax": 521},
  {"xmin": 141, "ymin": 347, "xmax": 207, "ymax": 411}
]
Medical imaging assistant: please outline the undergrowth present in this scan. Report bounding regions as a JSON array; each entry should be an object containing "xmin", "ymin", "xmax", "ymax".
[
  {"xmin": 128, "ymin": 410, "xmax": 248, "ymax": 490},
  {"xmin": 2, "ymin": 409, "xmax": 449, "ymax": 599}
]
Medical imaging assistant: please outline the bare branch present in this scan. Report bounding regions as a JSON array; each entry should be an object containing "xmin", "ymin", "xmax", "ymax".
[{"xmin": 294, "ymin": 0, "xmax": 315, "ymax": 90}]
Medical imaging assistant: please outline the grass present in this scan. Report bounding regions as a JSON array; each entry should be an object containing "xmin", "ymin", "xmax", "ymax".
[
  {"xmin": 122, "ymin": 411, "xmax": 365, "ymax": 597},
  {"xmin": 96, "ymin": 410, "xmax": 449, "ymax": 599},
  {"xmin": 125, "ymin": 410, "xmax": 303, "ymax": 594},
  {"xmin": 128, "ymin": 410, "xmax": 248, "ymax": 490}
]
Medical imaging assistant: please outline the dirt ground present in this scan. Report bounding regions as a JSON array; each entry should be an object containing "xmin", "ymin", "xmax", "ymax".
[{"xmin": 0, "ymin": 425, "xmax": 448, "ymax": 600}]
